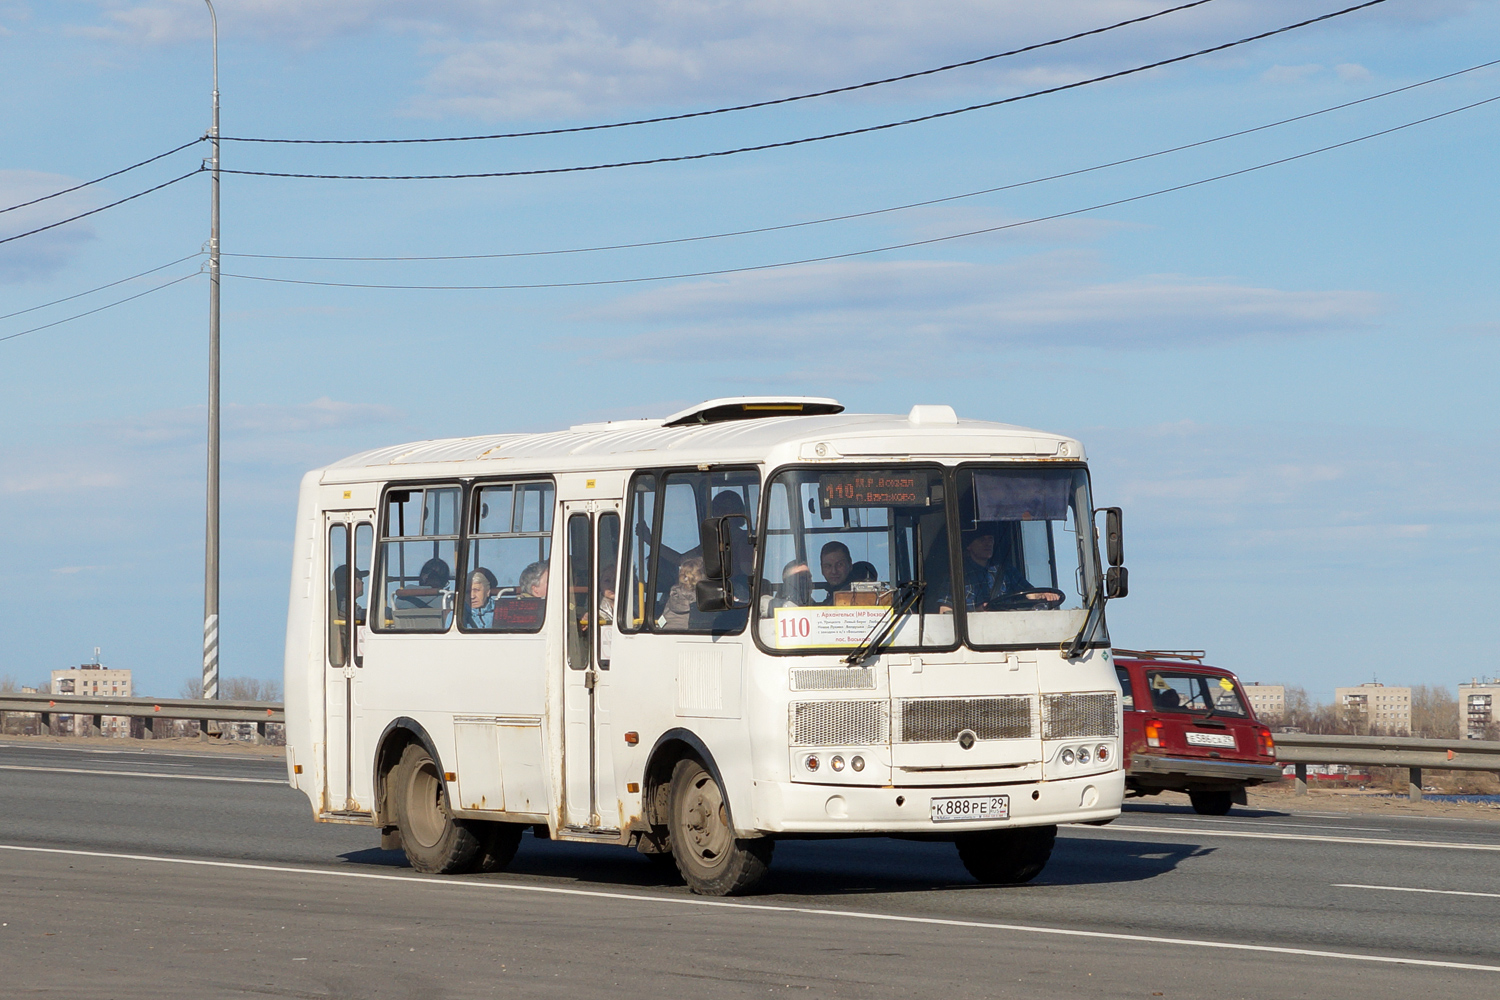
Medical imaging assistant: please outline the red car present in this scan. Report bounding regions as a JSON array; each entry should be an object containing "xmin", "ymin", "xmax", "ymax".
[{"xmin": 1112, "ymin": 649, "xmax": 1282, "ymax": 815}]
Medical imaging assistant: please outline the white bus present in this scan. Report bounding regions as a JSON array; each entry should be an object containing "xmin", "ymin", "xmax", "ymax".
[{"xmin": 284, "ymin": 398, "xmax": 1129, "ymax": 895}]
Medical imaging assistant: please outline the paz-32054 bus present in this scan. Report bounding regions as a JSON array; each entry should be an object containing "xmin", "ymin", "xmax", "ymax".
[{"xmin": 284, "ymin": 397, "xmax": 1130, "ymax": 895}]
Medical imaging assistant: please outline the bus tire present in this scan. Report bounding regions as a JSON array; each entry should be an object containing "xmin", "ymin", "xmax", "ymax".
[
  {"xmin": 667, "ymin": 757, "xmax": 772, "ymax": 896},
  {"xmin": 1189, "ymin": 790, "xmax": 1233, "ymax": 815},
  {"xmin": 474, "ymin": 822, "xmax": 525, "ymax": 873},
  {"xmin": 955, "ymin": 824, "xmax": 1056, "ymax": 884},
  {"xmin": 392, "ymin": 743, "xmax": 482, "ymax": 874}
]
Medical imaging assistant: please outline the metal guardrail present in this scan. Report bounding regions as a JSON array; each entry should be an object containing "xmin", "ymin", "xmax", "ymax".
[
  {"xmin": 0, "ymin": 692, "xmax": 284, "ymax": 741},
  {"xmin": 1273, "ymin": 733, "xmax": 1500, "ymax": 801}
]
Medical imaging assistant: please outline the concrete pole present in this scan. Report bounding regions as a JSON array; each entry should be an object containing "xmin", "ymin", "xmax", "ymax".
[
  {"xmin": 202, "ymin": 0, "xmax": 221, "ymax": 706},
  {"xmin": 1408, "ymin": 767, "xmax": 1423, "ymax": 802}
]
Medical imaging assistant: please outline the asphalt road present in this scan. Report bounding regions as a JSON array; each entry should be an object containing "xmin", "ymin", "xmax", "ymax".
[{"xmin": 1, "ymin": 740, "xmax": 1497, "ymax": 998}]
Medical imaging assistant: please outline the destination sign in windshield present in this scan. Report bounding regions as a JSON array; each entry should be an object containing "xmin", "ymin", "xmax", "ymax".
[{"xmin": 819, "ymin": 471, "xmax": 932, "ymax": 508}]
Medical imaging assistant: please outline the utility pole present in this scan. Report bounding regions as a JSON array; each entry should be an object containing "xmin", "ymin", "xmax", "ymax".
[{"xmin": 202, "ymin": 0, "xmax": 221, "ymax": 705}]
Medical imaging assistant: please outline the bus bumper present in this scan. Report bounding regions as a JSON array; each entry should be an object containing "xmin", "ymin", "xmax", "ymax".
[{"xmin": 748, "ymin": 769, "xmax": 1124, "ymax": 835}]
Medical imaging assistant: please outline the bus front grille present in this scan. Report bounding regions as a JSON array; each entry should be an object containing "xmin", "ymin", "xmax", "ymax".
[
  {"xmin": 896, "ymin": 697, "xmax": 1033, "ymax": 743},
  {"xmin": 790, "ymin": 700, "xmax": 888, "ymax": 747},
  {"xmin": 1041, "ymin": 692, "xmax": 1119, "ymax": 739}
]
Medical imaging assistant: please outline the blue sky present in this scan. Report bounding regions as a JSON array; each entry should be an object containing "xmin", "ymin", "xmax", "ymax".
[{"xmin": 2, "ymin": 1, "xmax": 1496, "ymax": 698}]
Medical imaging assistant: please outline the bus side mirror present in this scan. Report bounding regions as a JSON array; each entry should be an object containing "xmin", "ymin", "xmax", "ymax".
[
  {"xmin": 1103, "ymin": 508, "xmax": 1124, "ymax": 567},
  {"xmin": 697, "ymin": 514, "xmax": 749, "ymax": 612},
  {"xmin": 1106, "ymin": 566, "xmax": 1128, "ymax": 599}
]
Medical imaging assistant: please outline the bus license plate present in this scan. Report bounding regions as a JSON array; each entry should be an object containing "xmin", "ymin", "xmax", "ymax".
[{"xmin": 930, "ymin": 795, "xmax": 1009, "ymax": 823}]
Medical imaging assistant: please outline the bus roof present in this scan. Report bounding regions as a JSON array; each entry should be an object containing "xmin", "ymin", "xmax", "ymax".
[{"xmin": 316, "ymin": 399, "xmax": 1087, "ymax": 482}]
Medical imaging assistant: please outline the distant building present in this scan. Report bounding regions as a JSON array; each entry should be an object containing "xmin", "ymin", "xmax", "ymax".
[
  {"xmin": 1241, "ymin": 684, "xmax": 1285, "ymax": 722},
  {"xmin": 1336, "ymin": 682, "xmax": 1411, "ymax": 735},
  {"xmin": 50, "ymin": 663, "xmax": 133, "ymax": 737},
  {"xmin": 1459, "ymin": 678, "xmax": 1500, "ymax": 740}
]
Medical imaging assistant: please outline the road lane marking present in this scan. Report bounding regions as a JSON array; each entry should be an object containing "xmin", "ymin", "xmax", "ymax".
[
  {"xmin": 1081, "ymin": 824, "xmax": 1500, "ymax": 852},
  {"xmin": 0, "ymin": 843, "xmax": 1496, "ymax": 974},
  {"xmin": 1188, "ymin": 819, "xmax": 1390, "ymax": 833},
  {"xmin": 0, "ymin": 764, "xmax": 282, "ymax": 784},
  {"xmin": 1335, "ymin": 884, "xmax": 1500, "ymax": 900}
]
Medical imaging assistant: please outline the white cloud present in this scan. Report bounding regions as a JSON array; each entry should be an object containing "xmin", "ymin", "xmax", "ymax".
[
  {"xmin": 69, "ymin": 1, "xmax": 1463, "ymax": 119},
  {"xmin": 0, "ymin": 170, "xmax": 97, "ymax": 283},
  {"xmin": 1335, "ymin": 62, "xmax": 1372, "ymax": 81},
  {"xmin": 579, "ymin": 253, "xmax": 1382, "ymax": 374}
]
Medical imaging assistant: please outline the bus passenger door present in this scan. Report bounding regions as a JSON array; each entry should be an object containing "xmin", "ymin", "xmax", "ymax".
[
  {"xmin": 323, "ymin": 511, "xmax": 373, "ymax": 814},
  {"xmin": 560, "ymin": 501, "xmax": 622, "ymax": 832}
]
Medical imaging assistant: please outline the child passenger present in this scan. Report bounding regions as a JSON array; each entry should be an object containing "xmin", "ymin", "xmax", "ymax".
[{"xmin": 658, "ymin": 555, "xmax": 705, "ymax": 630}]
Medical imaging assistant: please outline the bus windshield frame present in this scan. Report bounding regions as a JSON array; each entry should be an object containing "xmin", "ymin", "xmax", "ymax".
[{"xmin": 752, "ymin": 462, "xmax": 1106, "ymax": 656}]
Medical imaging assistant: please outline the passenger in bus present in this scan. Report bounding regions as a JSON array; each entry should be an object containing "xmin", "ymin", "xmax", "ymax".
[
  {"xmin": 849, "ymin": 561, "xmax": 878, "ymax": 584},
  {"xmin": 332, "ymin": 566, "xmax": 367, "ymax": 624},
  {"xmin": 518, "ymin": 560, "xmax": 549, "ymax": 600},
  {"xmin": 776, "ymin": 559, "xmax": 813, "ymax": 607},
  {"xmin": 818, "ymin": 541, "xmax": 853, "ymax": 603},
  {"xmin": 465, "ymin": 568, "xmax": 498, "ymax": 629},
  {"xmin": 659, "ymin": 555, "xmax": 705, "ymax": 630},
  {"xmin": 395, "ymin": 557, "xmax": 452, "ymax": 608}
]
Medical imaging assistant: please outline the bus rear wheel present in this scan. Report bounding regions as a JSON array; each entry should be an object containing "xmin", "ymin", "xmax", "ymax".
[
  {"xmin": 392, "ymin": 743, "xmax": 482, "ymax": 874},
  {"xmin": 955, "ymin": 825, "xmax": 1056, "ymax": 884},
  {"xmin": 667, "ymin": 758, "xmax": 772, "ymax": 896}
]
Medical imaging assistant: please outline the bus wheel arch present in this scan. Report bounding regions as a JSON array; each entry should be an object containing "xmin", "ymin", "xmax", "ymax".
[
  {"xmin": 641, "ymin": 729, "xmax": 725, "ymax": 836},
  {"xmin": 373, "ymin": 717, "xmax": 442, "ymax": 835}
]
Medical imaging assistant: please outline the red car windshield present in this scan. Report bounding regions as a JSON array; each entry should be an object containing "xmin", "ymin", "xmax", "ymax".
[{"xmin": 1144, "ymin": 671, "xmax": 1248, "ymax": 718}]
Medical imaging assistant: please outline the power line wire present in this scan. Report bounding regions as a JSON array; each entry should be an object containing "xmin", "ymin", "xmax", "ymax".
[
  {"xmin": 0, "ymin": 170, "xmax": 203, "ymax": 247},
  {"xmin": 218, "ymin": 1, "xmax": 1391, "ymax": 181},
  {"xmin": 0, "ymin": 138, "xmax": 204, "ymax": 216},
  {"xmin": 221, "ymin": 0, "xmax": 1225, "ymax": 145},
  {"xmin": 0, "ymin": 253, "xmax": 206, "ymax": 322},
  {"xmin": 221, "ymin": 93, "xmax": 1500, "ymax": 291},
  {"xmin": 227, "ymin": 57, "xmax": 1500, "ymax": 264},
  {"xmin": 0, "ymin": 272, "xmax": 201, "ymax": 345}
]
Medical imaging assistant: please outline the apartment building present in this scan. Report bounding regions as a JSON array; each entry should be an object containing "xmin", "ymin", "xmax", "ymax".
[
  {"xmin": 50, "ymin": 663, "xmax": 134, "ymax": 737},
  {"xmin": 1241, "ymin": 683, "xmax": 1286, "ymax": 722},
  {"xmin": 1336, "ymin": 682, "xmax": 1411, "ymax": 734},
  {"xmin": 1459, "ymin": 678, "xmax": 1500, "ymax": 739}
]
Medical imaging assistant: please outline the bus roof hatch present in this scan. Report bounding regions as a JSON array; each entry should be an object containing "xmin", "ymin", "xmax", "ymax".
[{"xmin": 661, "ymin": 397, "xmax": 844, "ymax": 427}]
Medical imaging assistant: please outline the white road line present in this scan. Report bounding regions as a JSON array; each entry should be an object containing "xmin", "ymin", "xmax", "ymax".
[
  {"xmin": 1335, "ymin": 884, "xmax": 1500, "ymax": 900},
  {"xmin": 1187, "ymin": 819, "xmax": 1390, "ymax": 833},
  {"xmin": 1082, "ymin": 824, "xmax": 1500, "ymax": 852},
  {"xmin": 0, "ymin": 764, "xmax": 281, "ymax": 784},
  {"xmin": 0, "ymin": 843, "xmax": 1496, "ymax": 974}
]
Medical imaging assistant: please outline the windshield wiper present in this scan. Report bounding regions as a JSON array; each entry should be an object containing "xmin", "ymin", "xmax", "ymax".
[
  {"xmin": 1062, "ymin": 583, "xmax": 1105, "ymax": 660},
  {"xmin": 845, "ymin": 581, "xmax": 926, "ymax": 666}
]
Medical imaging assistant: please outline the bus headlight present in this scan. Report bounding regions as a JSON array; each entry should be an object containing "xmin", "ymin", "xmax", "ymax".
[
  {"xmin": 1096, "ymin": 744, "xmax": 1110, "ymax": 763},
  {"xmin": 1060, "ymin": 748, "xmax": 1075, "ymax": 766},
  {"xmin": 1077, "ymin": 746, "xmax": 1092, "ymax": 764},
  {"xmin": 851, "ymin": 756, "xmax": 865, "ymax": 772},
  {"xmin": 805, "ymin": 755, "xmax": 820, "ymax": 772},
  {"xmin": 831, "ymin": 755, "xmax": 846, "ymax": 772}
]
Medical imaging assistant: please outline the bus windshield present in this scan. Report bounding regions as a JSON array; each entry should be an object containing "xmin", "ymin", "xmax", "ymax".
[
  {"xmin": 754, "ymin": 464, "xmax": 1104, "ymax": 653},
  {"xmin": 951, "ymin": 465, "xmax": 1100, "ymax": 649},
  {"xmin": 756, "ymin": 466, "xmax": 955, "ymax": 651}
]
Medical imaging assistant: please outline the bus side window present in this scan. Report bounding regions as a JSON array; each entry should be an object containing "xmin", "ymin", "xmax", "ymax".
[
  {"xmin": 375, "ymin": 486, "xmax": 460, "ymax": 632},
  {"xmin": 566, "ymin": 513, "xmax": 592, "ymax": 670},
  {"xmin": 621, "ymin": 474, "xmax": 657, "ymax": 632},
  {"xmin": 463, "ymin": 481, "xmax": 553, "ymax": 632},
  {"xmin": 328, "ymin": 523, "xmax": 350, "ymax": 667}
]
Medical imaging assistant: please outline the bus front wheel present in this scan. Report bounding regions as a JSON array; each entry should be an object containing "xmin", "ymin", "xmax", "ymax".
[
  {"xmin": 955, "ymin": 824, "xmax": 1056, "ymax": 884},
  {"xmin": 667, "ymin": 758, "xmax": 772, "ymax": 896},
  {"xmin": 392, "ymin": 743, "xmax": 482, "ymax": 874}
]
